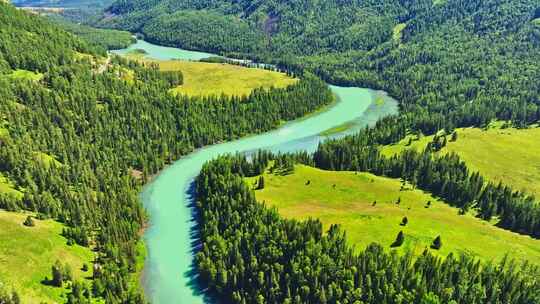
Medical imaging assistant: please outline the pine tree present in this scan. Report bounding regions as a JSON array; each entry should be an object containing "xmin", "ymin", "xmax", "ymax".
[
  {"xmin": 23, "ymin": 216, "xmax": 35, "ymax": 227},
  {"xmin": 451, "ymin": 131, "xmax": 458, "ymax": 142},
  {"xmin": 401, "ymin": 217, "xmax": 408, "ymax": 226},
  {"xmin": 52, "ymin": 260, "xmax": 63, "ymax": 287},
  {"xmin": 257, "ymin": 176, "xmax": 265, "ymax": 190},
  {"xmin": 391, "ymin": 231, "xmax": 405, "ymax": 247},
  {"xmin": 431, "ymin": 236, "xmax": 442, "ymax": 250}
]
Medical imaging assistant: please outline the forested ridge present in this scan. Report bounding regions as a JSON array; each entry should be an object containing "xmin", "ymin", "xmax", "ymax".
[
  {"xmin": 0, "ymin": 3, "xmax": 333, "ymax": 302},
  {"xmin": 195, "ymin": 154, "xmax": 540, "ymax": 304},
  {"xmin": 49, "ymin": 15, "xmax": 136, "ymax": 51}
]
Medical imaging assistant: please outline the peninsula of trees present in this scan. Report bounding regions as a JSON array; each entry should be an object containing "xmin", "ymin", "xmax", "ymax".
[{"xmin": 0, "ymin": 3, "xmax": 333, "ymax": 301}]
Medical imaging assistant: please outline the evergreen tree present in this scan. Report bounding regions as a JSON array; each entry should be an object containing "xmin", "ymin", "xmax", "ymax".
[
  {"xmin": 51, "ymin": 260, "xmax": 63, "ymax": 287},
  {"xmin": 431, "ymin": 236, "xmax": 442, "ymax": 250},
  {"xmin": 257, "ymin": 176, "xmax": 265, "ymax": 190},
  {"xmin": 401, "ymin": 217, "xmax": 408, "ymax": 226},
  {"xmin": 451, "ymin": 131, "xmax": 458, "ymax": 142},
  {"xmin": 391, "ymin": 231, "xmax": 405, "ymax": 247},
  {"xmin": 23, "ymin": 216, "xmax": 35, "ymax": 227}
]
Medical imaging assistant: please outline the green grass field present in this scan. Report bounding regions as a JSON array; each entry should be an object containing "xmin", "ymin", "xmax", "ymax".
[
  {"xmin": 380, "ymin": 125, "xmax": 540, "ymax": 198},
  {"xmin": 0, "ymin": 119, "xmax": 8, "ymax": 139},
  {"xmin": 0, "ymin": 210, "xmax": 95, "ymax": 303},
  {"xmin": 159, "ymin": 60, "xmax": 297, "ymax": 97},
  {"xmin": 6, "ymin": 69, "xmax": 43, "ymax": 82},
  {"xmin": 247, "ymin": 165, "xmax": 540, "ymax": 263},
  {"xmin": 0, "ymin": 127, "xmax": 8, "ymax": 139},
  {"xmin": 33, "ymin": 152, "xmax": 63, "ymax": 169},
  {"xmin": 392, "ymin": 23, "xmax": 407, "ymax": 42},
  {"xmin": 124, "ymin": 52, "xmax": 297, "ymax": 97},
  {"xmin": 0, "ymin": 172, "xmax": 23, "ymax": 199}
]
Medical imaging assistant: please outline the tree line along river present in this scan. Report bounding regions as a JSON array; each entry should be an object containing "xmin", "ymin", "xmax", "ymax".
[{"xmin": 113, "ymin": 40, "xmax": 399, "ymax": 303}]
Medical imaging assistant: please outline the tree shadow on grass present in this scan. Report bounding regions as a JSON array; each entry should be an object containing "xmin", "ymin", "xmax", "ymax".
[{"xmin": 41, "ymin": 277, "xmax": 55, "ymax": 287}]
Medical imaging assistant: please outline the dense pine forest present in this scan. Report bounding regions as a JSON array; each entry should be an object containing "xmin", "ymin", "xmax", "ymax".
[
  {"xmin": 102, "ymin": 0, "xmax": 540, "ymax": 132},
  {"xmin": 102, "ymin": 0, "xmax": 540, "ymax": 236},
  {"xmin": 50, "ymin": 15, "xmax": 136, "ymax": 51},
  {"xmin": 195, "ymin": 154, "xmax": 540, "ymax": 304},
  {"xmin": 3, "ymin": 0, "xmax": 540, "ymax": 302},
  {"xmin": 0, "ymin": 3, "xmax": 333, "ymax": 301},
  {"xmin": 105, "ymin": 1, "xmax": 540, "ymax": 302}
]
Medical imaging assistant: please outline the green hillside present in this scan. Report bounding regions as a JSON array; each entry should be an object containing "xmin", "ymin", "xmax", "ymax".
[
  {"xmin": 247, "ymin": 164, "xmax": 540, "ymax": 263},
  {"xmin": 194, "ymin": 154, "xmax": 540, "ymax": 304},
  {"xmin": 102, "ymin": 0, "xmax": 540, "ymax": 135},
  {"xmin": 0, "ymin": 211, "xmax": 95, "ymax": 304},
  {"xmin": 381, "ymin": 125, "xmax": 540, "ymax": 198}
]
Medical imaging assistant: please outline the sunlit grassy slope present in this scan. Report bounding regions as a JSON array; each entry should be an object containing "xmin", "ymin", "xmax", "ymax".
[
  {"xmin": 0, "ymin": 172, "xmax": 23, "ymax": 199},
  {"xmin": 392, "ymin": 23, "xmax": 406, "ymax": 42},
  {"xmin": 124, "ymin": 51, "xmax": 297, "ymax": 97},
  {"xmin": 380, "ymin": 125, "xmax": 540, "ymax": 198},
  {"xmin": 6, "ymin": 69, "xmax": 43, "ymax": 81},
  {"xmin": 0, "ymin": 210, "xmax": 95, "ymax": 304},
  {"xmin": 160, "ymin": 60, "xmax": 297, "ymax": 97},
  {"xmin": 247, "ymin": 165, "xmax": 540, "ymax": 263}
]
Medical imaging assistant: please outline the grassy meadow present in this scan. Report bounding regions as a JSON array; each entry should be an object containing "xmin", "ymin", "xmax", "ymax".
[
  {"xmin": 392, "ymin": 23, "xmax": 407, "ymax": 42},
  {"xmin": 0, "ymin": 127, "xmax": 8, "ymax": 139},
  {"xmin": 0, "ymin": 172, "xmax": 23, "ymax": 199},
  {"xmin": 247, "ymin": 165, "xmax": 540, "ymax": 263},
  {"xmin": 6, "ymin": 69, "xmax": 43, "ymax": 82},
  {"xmin": 33, "ymin": 152, "xmax": 63, "ymax": 169},
  {"xmin": 125, "ymin": 51, "xmax": 297, "ymax": 97},
  {"xmin": 160, "ymin": 60, "xmax": 297, "ymax": 97},
  {"xmin": 380, "ymin": 125, "xmax": 540, "ymax": 198},
  {"xmin": 0, "ymin": 210, "xmax": 95, "ymax": 303}
]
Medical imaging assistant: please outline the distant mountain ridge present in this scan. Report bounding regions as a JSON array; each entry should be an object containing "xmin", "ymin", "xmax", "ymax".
[{"xmin": 11, "ymin": 0, "xmax": 113, "ymax": 8}]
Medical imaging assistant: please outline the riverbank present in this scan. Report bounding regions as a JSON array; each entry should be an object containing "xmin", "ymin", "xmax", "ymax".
[{"xmin": 114, "ymin": 39, "xmax": 398, "ymax": 303}]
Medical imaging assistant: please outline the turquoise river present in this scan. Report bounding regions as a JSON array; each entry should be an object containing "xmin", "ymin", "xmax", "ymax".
[{"xmin": 114, "ymin": 40, "xmax": 399, "ymax": 303}]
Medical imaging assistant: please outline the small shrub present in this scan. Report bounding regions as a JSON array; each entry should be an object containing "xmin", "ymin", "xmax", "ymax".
[
  {"xmin": 431, "ymin": 235, "xmax": 442, "ymax": 250},
  {"xmin": 23, "ymin": 216, "xmax": 35, "ymax": 227},
  {"xmin": 391, "ymin": 231, "xmax": 405, "ymax": 247}
]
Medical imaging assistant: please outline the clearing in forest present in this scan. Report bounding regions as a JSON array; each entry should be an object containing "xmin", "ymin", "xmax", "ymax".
[
  {"xmin": 247, "ymin": 164, "xmax": 540, "ymax": 263},
  {"xmin": 0, "ymin": 210, "xmax": 95, "ymax": 303},
  {"xmin": 380, "ymin": 124, "xmax": 540, "ymax": 198},
  {"xmin": 159, "ymin": 60, "xmax": 297, "ymax": 97},
  {"xmin": 0, "ymin": 172, "xmax": 23, "ymax": 199},
  {"xmin": 125, "ymin": 50, "xmax": 297, "ymax": 97}
]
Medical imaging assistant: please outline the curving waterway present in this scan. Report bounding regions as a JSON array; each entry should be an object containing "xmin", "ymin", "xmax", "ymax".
[{"xmin": 114, "ymin": 40, "xmax": 399, "ymax": 303}]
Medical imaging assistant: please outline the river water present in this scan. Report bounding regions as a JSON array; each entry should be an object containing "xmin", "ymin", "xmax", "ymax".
[{"xmin": 114, "ymin": 40, "xmax": 398, "ymax": 303}]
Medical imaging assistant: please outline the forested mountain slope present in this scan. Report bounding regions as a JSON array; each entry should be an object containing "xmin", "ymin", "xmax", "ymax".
[
  {"xmin": 101, "ymin": 0, "xmax": 540, "ymax": 133},
  {"xmin": 0, "ymin": 3, "xmax": 333, "ymax": 302}
]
